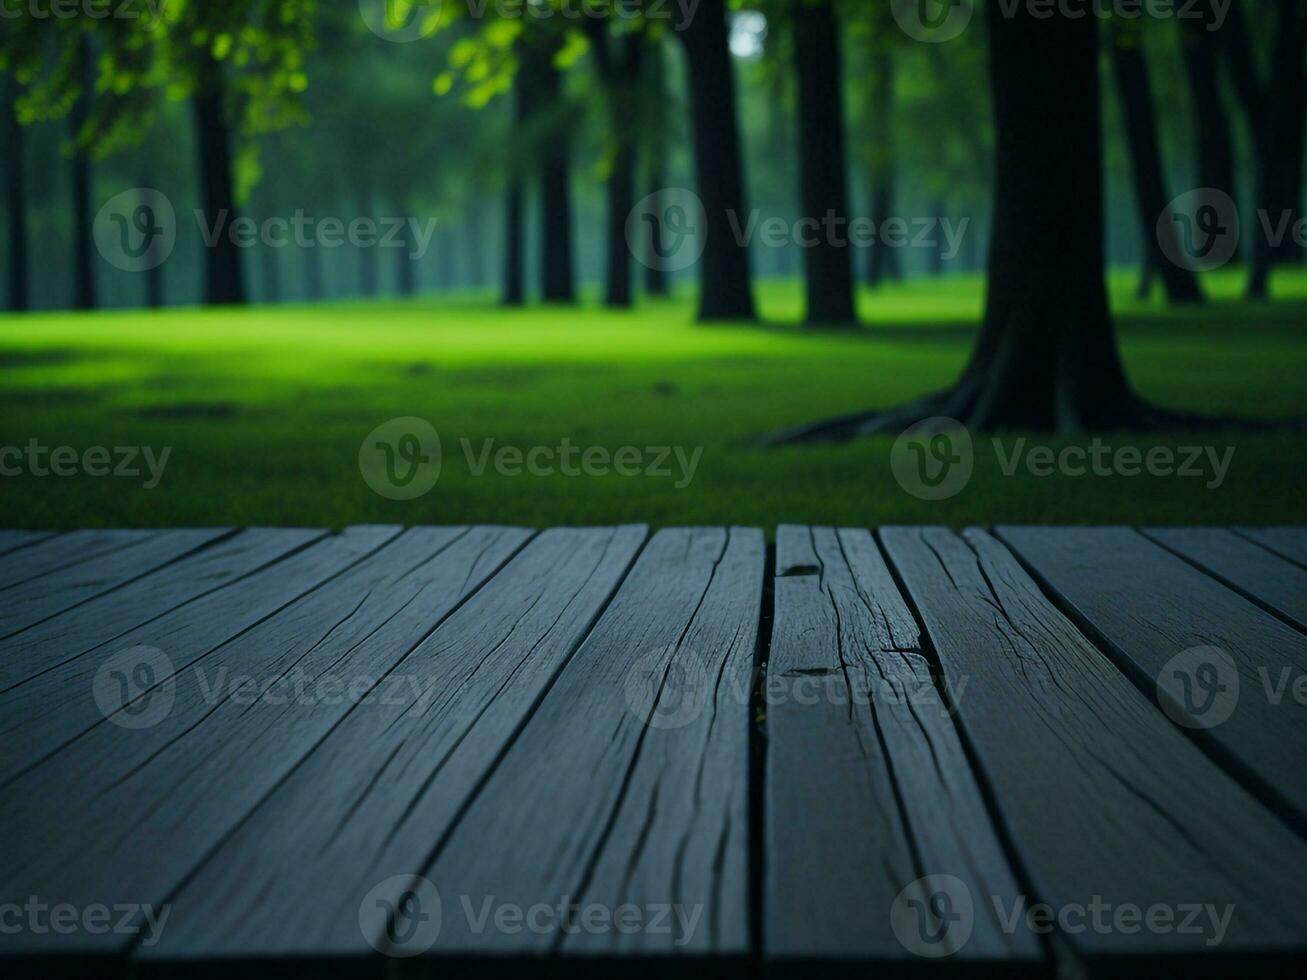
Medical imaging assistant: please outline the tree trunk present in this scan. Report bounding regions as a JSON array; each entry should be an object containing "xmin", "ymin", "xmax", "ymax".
[
  {"xmin": 396, "ymin": 220, "xmax": 416, "ymax": 296},
  {"xmin": 503, "ymin": 79, "xmax": 526, "ymax": 307},
  {"xmin": 5, "ymin": 79, "xmax": 29, "ymax": 312},
  {"xmin": 192, "ymin": 64, "xmax": 246, "ymax": 305},
  {"xmin": 644, "ymin": 44, "xmax": 670, "ymax": 298},
  {"xmin": 260, "ymin": 245, "xmax": 279, "ymax": 304},
  {"xmin": 1179, "ymin": 14, "xmax": 1234, "ymax": 202},
  {"xmin": 677, "ymin": 0, "xmax": 756, "ymax": 320},
  {"xmin": 606, "ymin": 141, "xmax": 636, "ymax": 307},
  {"xmin": 503, "ymin": 183, "xmax": 525, "ymax": 306},
  {"xmin": 928, "ymin": 197, "xmax": 946, "ymax": 276},
  {"xmin": 955, "ymin": 3, "xmax": 1138, "ymax": 430},
  {"xmin": 589, "ymin": 25, "xmax": 642, "ymax": 309},
  {"xmin": 867, "ymin": 47, "xmax": 901, "ymax": 286},
  {"xmin": 302, "ymin": 244, "xmax": 323, "ymax": 301},
  {"xmin": 520, "ymin": 35, "xmax": 575, "ymax": 304},
  {"xmin": 71, "ymin": 36, "xmax": 95, "ymax": 311},
  {"xmin": 1110, "ymin": 25, "xmax": 1203, "ymax": 305},
  {"xmin": 358, "ymin": 195, "xmax": 379, "ymax": 297},
  {"xmin": 1223, "ymin": 0, "xmax": 1307, "ymax": 297},
  {"xmin": 792, "ymin": 0, "xmax": 856, "ymax": 325}
]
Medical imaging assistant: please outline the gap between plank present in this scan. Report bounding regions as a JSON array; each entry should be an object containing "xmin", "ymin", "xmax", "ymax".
[
  {"xmin": 873, "ymin": 527, "xmax": 1084, "ymax": 978},
  {"xmin": 996, "ymin": 527, "xmax": 1307, "ymax": 844}
]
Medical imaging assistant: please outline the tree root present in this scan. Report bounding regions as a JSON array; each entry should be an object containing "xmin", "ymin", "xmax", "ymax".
[{"xmin": 758, "ymin": 384, "xmax": 1303, "ymax": 446}]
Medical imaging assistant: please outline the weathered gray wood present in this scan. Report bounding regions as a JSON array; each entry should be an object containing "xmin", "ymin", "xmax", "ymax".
[
  {"xmin": 882, "ymin": 527, "xmax": 1307, "ymax": 965},
  {"xmin": 0, "ymin": 526, "xmax": 396, "ymax": 784},
  {"xmin": 0, "ymin": 529, "xmax": 156, "ymax": 589},
  {"xmin": 545, "ymin": 528, "xmax": 762, "ymax": 960},
  {"xmin": 998, "ymin": 525, "xmax": 1307, "ymax": 829},
  {"xmin": 1145, "ymin": 527, "xmax": 1307, "ymax": 632},
  {"xmin": 0, "ymin": 530, "xmax": 55, "ymax": 558},
  {"xmin": 0, "ymin": 527, "xmax": 231, "ymax": 639},
  {"xmin": 0, "ymin": 526, "xmax": 531, "ymax": 959},
  {"xmin": 765, "ymin": 526, "xmax": 1039, "ymax": 970},
  {"xmin": 0, "ymin": 527, "xmax": 324, "ymax": 693},
  {"xmin": 141, "ymin": 526, "xmax": 647, "ymax": 966},
  {"xmin": 1235, "ymin": 527, "xmax": 1307, "ymax": 570}
]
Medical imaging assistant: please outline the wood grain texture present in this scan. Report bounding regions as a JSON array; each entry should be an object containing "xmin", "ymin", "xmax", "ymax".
[
  {"xmin": 1144, "ymin": 527, "xmax": 1307, "ymax": 632},
  {"xmin": 458, "ymin": 527, "xmax": 762, "ymax": 963},
  {"xmin": 0, "ymin": 526, "xmax": 531, "ymax": 959},
  {"xmin": 0, "ymin": 527, "xmax": 232, "ymax": 640},
  {"xmin": 882, "ymin": 527, "xmax": 1307, "ymax": 967},
  {"xmin": 998, "ymin": 525, "xmax": 1307, "ymax": 828},
  {"xmin": 142, "ymin": 526, "xmax": 647, "ymax": 967},
  {"xmin": 1235, "ymin": 527, "xmax": 1307, "ymax": 570},
  {"xmin": 0, "ymin": 531, "xmax": 55, "ymax": 558},
  {"xmin": 765, "ymin": 526, "xmax": 1039, "ymax": 972},
  {"xmin": 0, "ymin": 526, "xmax": 392, "ymax": 785},
  {"xmin": 0, "ymin": 527, "xmax": 324, "ymax": 693},
  {"xmin": 0, "ymin": 529, "xmax": 157, "ymax": 590}
]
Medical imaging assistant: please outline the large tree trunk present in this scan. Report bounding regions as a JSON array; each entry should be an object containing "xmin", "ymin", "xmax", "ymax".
[
  {"xmin": 678, "ymin": 0, "xmax": 756, "ymax": 320},
  {"xmin": 792, "ymin": 0, "xmax": 856, "ymax": 325},
  {"xmin": 71, "ymin": 36, "xmax": 95, "ymax": 311},
  {"xmin": 1110, "ymin": 25, "xmax": 1203, "ymax": 305},
  {"xmin": 1179, "ymin": 14, "xmax": 1234, "ymax": 203},
  {"xmin": 867, "ymin": 47, "xmax": 901, "ymax": 287},
  {"xmin": 5, "ymin": 79, "xmax": 29, "ymax": 312},
  {"xmin": 192, "ymin": 64, "xmax": 246, "ymax": 305},
  {"xmin": 767, "ymin": 1, "xmax": 1170, "ymax": 443}
]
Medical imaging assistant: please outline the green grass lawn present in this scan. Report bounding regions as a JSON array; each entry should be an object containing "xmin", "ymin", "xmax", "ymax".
[{"xmin": 2, "ymin": 268, "xmax": 1305, "ymax": 531}]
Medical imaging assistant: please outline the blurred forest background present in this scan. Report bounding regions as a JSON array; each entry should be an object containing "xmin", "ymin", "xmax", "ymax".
[
  {"xmin": 2, "ymin": 0, "xmax": 1299, "ymax": 312},
  {"xmin": 1, "ymin": 0, "xmax": 1306, "ymax": 531}
]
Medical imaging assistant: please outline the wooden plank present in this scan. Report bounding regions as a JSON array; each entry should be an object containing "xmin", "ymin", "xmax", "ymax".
[
  {"xmin": 1144, "ymin": 527, "xmax": 1307, "ymax": 632},
  {"xmin": 997, "ymin": 525, "xmax": 1307, "ymax": 829},
  {"xmin": 0, "ymin": 529, "xmax": 157, "ymax": 589},
  {"xmin": 0, "ymin": 526, "xmax": 532, "ymax": 960},
  {"xmin": 765, "ymin": 526, "xmax": 1039, "ymax": 971},
  {"xmin": 140, "ymin": 525, "xmax": 647, "ymax": 967},
  {"xmin": 0, "ymin": 527, "xmax": 324, "ymax": 693},
  {"xmin": 1235, "ymin": 527, "xmax": 1307, "ymax": 570},
  {"xmin": 882, "ymin": 527, "xmax": 1307, "ymax": 967},
  {"xmin": 0, "ymin": 530, "xmax": 55, "ymax": 558},
  {"xmin": 321, "ymin": 527, "xmax": 764, "ymax": 967},
  {"xmin": 544, "ymin": 528, "xmax": 762, "ymax": 961},
  {"xmin": 0, "ymin": 525, "xmax": 397, "ymax": 784},
  {"xmin": 0, "ymin": 527, "xmax": 233, "ymax": 640}
]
